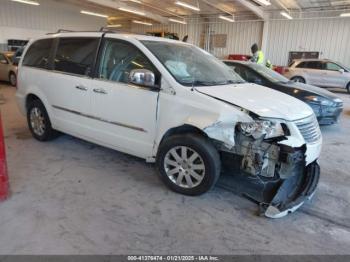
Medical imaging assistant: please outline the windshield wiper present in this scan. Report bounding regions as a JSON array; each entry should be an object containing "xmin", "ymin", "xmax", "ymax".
[
  {"xmin": 182, "ymin": 80, "xmax": 245, "ymax": 86},
  {"xmin": 227, "ymin": 80, "xmax": 245, "ymax": 84},
  {"xmin": 182, "ymin": 80, "xmax": 218, "ymax": 86}
]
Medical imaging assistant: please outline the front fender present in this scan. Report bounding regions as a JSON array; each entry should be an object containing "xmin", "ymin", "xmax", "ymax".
[{"xmin": 153, "ymin": 91, "xmax": 252, "ymax": 157}]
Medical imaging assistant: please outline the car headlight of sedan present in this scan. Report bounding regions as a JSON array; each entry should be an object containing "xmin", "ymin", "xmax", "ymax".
[
  {"xmin": 238, "ymin": 120, "xmax": 285, "ymax": 139},
  {"xmin": 305, "ymin": 96, "xmax": 333, "ymax": 106}
]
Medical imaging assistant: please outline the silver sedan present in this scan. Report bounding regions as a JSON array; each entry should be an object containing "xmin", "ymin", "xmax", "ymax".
[{"xmin": 284, "ymin": 59, "xmax": 350, "ymax": 93}]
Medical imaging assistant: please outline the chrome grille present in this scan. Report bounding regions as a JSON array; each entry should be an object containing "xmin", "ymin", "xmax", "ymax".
[{"xmin": 294, "ymin": 115, "xmax": 321, "ymax": 144}]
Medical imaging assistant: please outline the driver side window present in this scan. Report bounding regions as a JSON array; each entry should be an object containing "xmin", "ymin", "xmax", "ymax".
[
  {"xmin": 98, "ymin": 39, "xmax": 159, "ymax": 85},
  {"xmin": 244, "ymin": 68, "xmax": 265, "ymax": 85},
  {"xmin": 325, "ymin": 62, "xmax": 342, "ymax": 71}
]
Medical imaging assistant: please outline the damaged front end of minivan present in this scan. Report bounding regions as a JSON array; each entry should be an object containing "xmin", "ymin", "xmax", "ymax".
[{"xmin": 204, "ymin": 116, "xmax": 321, "ymax": 218}]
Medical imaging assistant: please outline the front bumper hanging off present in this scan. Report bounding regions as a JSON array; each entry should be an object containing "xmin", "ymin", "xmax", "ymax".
[
  {"xmin": 263, "ymin": 161, "xmax": 320, "ymax": 218},
  {"xmin": 219, "ymin": 143, "xmax": 320, "ymax": 218}
]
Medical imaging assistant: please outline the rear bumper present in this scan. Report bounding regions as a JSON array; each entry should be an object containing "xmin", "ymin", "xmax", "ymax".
[{"xmin": 264, "ymin": 161, "xmax": 320, "ymax": 218}]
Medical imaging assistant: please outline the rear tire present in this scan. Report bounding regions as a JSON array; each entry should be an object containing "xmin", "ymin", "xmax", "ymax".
[
  {"xmin": 291, "ymin": 76, "xmax": 306, "ymax": 84},
  {"xmin": 347, "ymin": 82, "xmax": 350, "ymax": 94},
  {"xmin": 9, "ymin": 72, "xmax": 16, "ymax": 87},
  {"xmin": 27, "ymin": 100, "xmax": 58, "ymax": 141},
  {"xmin": 157, "ymin": 134, "xmax": 221, "ymax": 196}
]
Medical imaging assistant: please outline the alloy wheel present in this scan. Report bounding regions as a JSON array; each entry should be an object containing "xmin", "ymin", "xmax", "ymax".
[
  {"xmin": 164, "ymin": 146, "xmax": 205, "ymax": 189},
  {"xmin": 30, "ymin": 107, "xmax": 46, "ymax": 136}
]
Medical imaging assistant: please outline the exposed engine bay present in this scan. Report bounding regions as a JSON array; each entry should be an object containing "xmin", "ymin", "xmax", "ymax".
[{"xmin": 215, "ymin": 129, "xmax": 320, "ymax": 218}]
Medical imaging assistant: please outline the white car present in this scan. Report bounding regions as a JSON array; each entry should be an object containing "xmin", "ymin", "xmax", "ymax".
[
  {"xmin": 284, "ymin": 59, "xmax": 350, "ymax": 93},
  {"xmin": 16, "ymin": 32, "xmax": 322, "ymax": 218}
]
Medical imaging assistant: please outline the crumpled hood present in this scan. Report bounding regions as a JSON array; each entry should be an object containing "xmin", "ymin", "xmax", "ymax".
[{"xmin": 196, "ymin": 83, "xmax": 313, "ymax": 121}]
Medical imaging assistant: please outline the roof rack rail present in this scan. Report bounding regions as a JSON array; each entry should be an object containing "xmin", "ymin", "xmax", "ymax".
[
  {"xmin": 99, "ymin": 27, "xmax": 138, "ymax": 34},
  {"xmin": 44, "ymin": 28, "xmax": 148, "ymax": 36},
  {"xmin": 46, "ymin": 29, "xmax": 75, "ymax": 35}
]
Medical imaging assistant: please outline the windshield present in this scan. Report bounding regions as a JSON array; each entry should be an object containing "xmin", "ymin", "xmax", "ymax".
[
  {"xmin": 249, "ymin": 63, "xmax": 290, "ymax": 83},
  {"xmin": 142, "ymin": 41, "xmax": 245, "ymax": 86}
]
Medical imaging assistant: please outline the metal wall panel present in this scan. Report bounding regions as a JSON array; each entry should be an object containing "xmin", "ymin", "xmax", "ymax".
[
  {"xmin": 0, "ymin": 0, "xmax": 105, "ymax": 44},
  {"xmin": 208, "ymin": 21, "xmax": 263, "ymax": 59},
  {"xmin": 265, "ymin": 18, "xmax": 350, "ymax": 67},
  {"xmin": 131, "ymin": 22, "xmax": 202, "ymax": 46},
  {"xmin": 131, "ymin": 21, "xmax": 263, "ymax": 59}
]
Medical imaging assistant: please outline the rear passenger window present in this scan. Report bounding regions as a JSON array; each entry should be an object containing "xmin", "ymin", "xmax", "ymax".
[
  {"xmin": 22, "ymin": 39, "xmax": 53, "ymax": 69},
  {"xmin": 54, "ymin": 38, "xmax": 99, "ymax": 76},
  {"xmin": 307, "ymin": 61, "xmax": 322, "ymax": 69},
  {"xmin": 297, "ymin": 61, "xmax": 322, "ymax": 69}
]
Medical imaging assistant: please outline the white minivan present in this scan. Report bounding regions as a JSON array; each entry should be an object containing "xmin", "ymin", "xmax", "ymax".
[{"xmin": 16, "ymin": 32, "xmax": 322, "ymax": 218}]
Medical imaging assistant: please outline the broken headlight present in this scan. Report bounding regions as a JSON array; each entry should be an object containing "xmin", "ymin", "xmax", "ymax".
[{"xmin": 238, "ymin": 120, "xmax": 285, "ymax": 139}]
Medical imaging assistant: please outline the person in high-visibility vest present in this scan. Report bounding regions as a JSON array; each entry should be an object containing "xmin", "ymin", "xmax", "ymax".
[{"xmin": 250, "ymin": 43, "xmax": 264, "ymax": 64}]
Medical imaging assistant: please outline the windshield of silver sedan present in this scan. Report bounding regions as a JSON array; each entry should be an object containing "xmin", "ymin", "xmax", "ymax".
[{"xmin": 142, "ymin": 41, "xmax": 245, "ymax": 87}]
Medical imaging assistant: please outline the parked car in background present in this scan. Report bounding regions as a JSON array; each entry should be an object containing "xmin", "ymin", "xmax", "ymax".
[
  {"xmin": 0, "ymin": 51, "xmax": 17, "ymax": 86},
  {"xmin": 284, "ymin": 59, "xmax": 350, "ymax": 93},
  {"xmin": 224, "ymin": 61, "xmax": 343, "ymax": 125},
  {"xmin": 17, "ymin": 33, "xmax": 322, "ymax": 218}
]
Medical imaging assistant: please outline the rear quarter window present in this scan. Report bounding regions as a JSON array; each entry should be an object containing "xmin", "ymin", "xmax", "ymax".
[
  {"xmin": 288, "ymin": 61, "xmax": 295, "ymax": 67},
  {"xmin": 22, "ymin": 39, "xmax": 53, "ymax": 69}
]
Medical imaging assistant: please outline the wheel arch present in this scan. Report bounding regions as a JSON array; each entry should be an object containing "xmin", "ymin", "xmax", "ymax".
[
  {"xmin": 24, "ymin": 92, "xmax": 54, "ymax": 121},
  {"xmin": 8, "ymin": 70, "xmax": 16, "ymax": 77},
  {"xmin": 26, "ymin": 93, "xmax": 42, "ymax": 110},
  {"xmin": 158, "ymin": 124, "xmax": 209, "ymax": 148},
  {"xmin": 291, "ymin": 75, "xmax": 306, "ymax": 83}
]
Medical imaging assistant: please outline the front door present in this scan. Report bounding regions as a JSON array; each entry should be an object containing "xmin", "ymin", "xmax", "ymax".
[
  {"xmin": 322, "ymin": 62, "xmax": 347, "ymax": 88},
  {"xmin": 89, "ymin": 38, "xmax": 160, "ymax": 159}
]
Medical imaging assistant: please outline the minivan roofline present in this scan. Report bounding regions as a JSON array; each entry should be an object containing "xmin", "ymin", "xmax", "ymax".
[{"xmin": 35, "ymin": 31, "xmax": 187, "ymax": 45}]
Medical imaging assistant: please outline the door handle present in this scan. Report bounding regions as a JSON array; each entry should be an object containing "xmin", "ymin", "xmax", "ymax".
[
  {"xmin": 93, "ymin": 88, "xmax": 107, "ymax": 94},
  {"xmin": 76, "ymin": 85, "xmax": 88, "ymax": 91}
]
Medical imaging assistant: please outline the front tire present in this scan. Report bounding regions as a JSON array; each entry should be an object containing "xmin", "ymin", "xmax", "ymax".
[
  {"xmin": 157, "ymin": 134, "xmax": 221, "ymax": 196},
  {"xmin": 291, "ymin": 76, "xmax": 306, "ymax": 84},
  {"xmin": 27, "ymin": 100, "xmax": 58, "ymax": 141},
  {"xmin": 9, "ymin": 72, "xmax": 16, "ymax": 87}
]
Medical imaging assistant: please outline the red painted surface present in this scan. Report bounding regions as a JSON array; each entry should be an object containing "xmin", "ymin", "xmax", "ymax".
[
  {"xmin": 274, "ymin": 66, "xmax": 287, "ymax": 75},
  {"xmin": 0, "ymin": 113, "xmax": 9, "ymax": 201},
  {"xmin": 228, "ymin": 54, "xmax": 252, "ymax": 61}
]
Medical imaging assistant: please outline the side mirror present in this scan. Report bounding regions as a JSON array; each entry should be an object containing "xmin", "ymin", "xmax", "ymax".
[
  {"xmin": 129, "ymin": 69, "xmax": 157, "ymax": 89},
  {"xmin": 339, "ymin": 68, "xmax": 345, "ymax": 74},
  {"xmin": 0, "ymin": 59, "xmax": 8, "ymax": 65}
]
